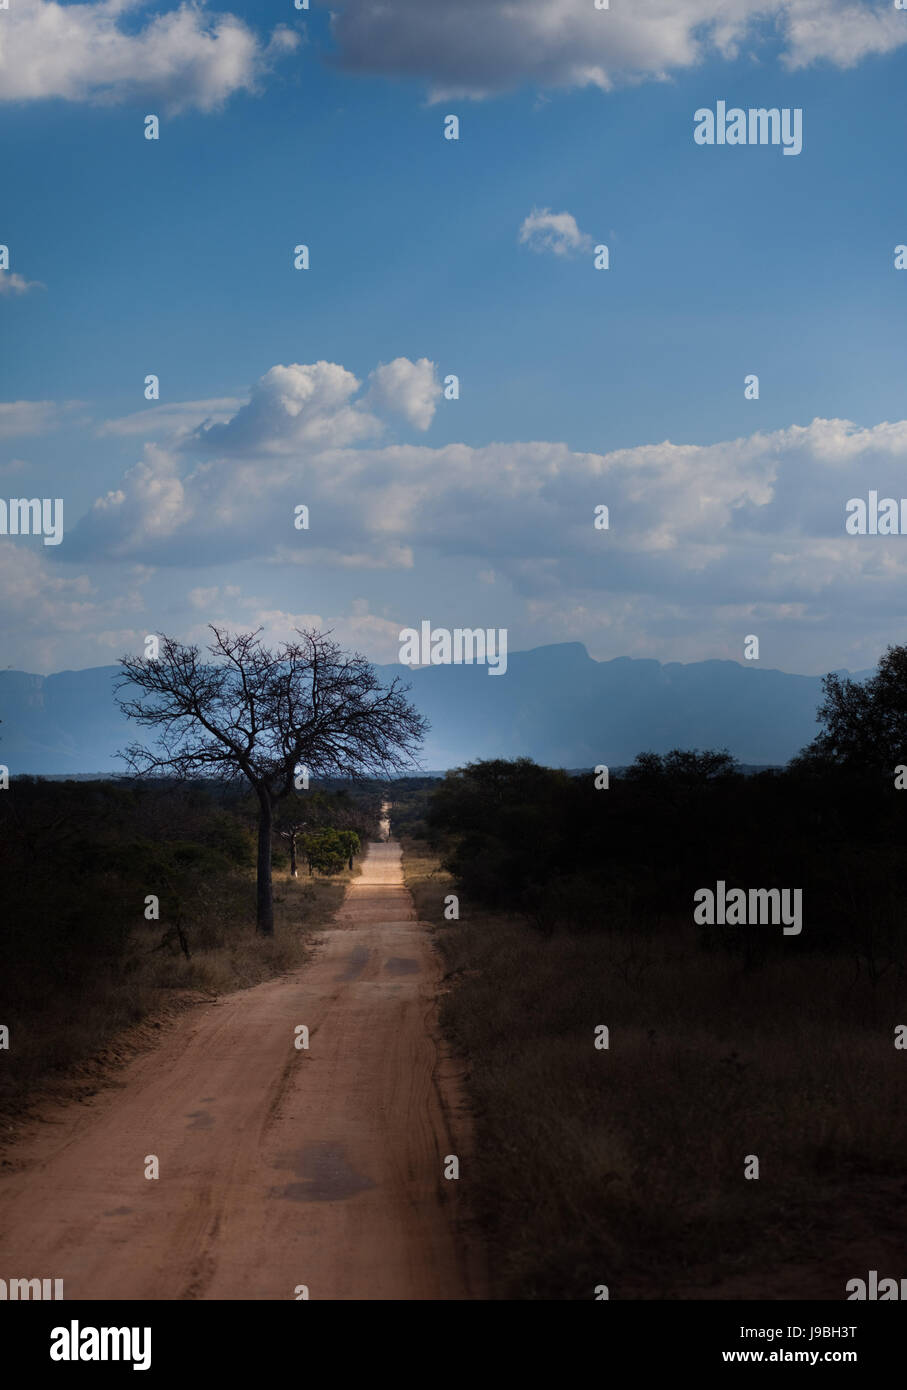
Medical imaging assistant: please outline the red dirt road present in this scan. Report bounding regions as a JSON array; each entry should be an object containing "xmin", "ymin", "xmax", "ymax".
[{"xmin": 0, "ymin": 833, "xmax": 483, "ymax": 1300}]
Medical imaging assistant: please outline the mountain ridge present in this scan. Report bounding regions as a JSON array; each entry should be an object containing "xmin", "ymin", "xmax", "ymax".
[{"xmin": 0, "ymin": 645, "xmax": 873, "ymax": 775}]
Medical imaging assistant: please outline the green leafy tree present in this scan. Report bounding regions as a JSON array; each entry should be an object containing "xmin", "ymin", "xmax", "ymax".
[
  {"xmin": 275, "ymin": 789, "xmax": 334, "ymax": 878},
  {"xmin": 337, "ymin": 829, "xmax": 360, "ymax": 870},
  {"xmin": 302, "ymin": 828, "xmax": 347, "ymax": 876}
]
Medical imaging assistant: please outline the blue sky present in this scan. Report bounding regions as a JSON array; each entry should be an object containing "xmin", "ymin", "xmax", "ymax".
[{"xmin": 2, "ymin": 0, "xmax": 907, "ymax": 676}]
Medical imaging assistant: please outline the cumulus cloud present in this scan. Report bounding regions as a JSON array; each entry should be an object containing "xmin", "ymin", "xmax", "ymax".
[
  {"xmin": 189, "ymin": 361, "xmax": 383, "ymax": 455},
  {"xmin": 366, "ymin": 357, "xmax": 440, "ymax": 431},
  {"xmin": 319, "ymin": 0, "xmax": 907, "ymax": 98},
  {"xmin": 0, "ymin": 270, "xmax": 45, "ymax": 295},
  {"xmin": 72, "ymin": 443, "xmax": 188, "ymax": 561},
  {"xmin": 63, "ymin": 352, "xmax": 907, "ymax": 660},
  {"xmin": 519, "ymin": 208, "xmax": 593, "ymax": 258},
  {"xmin": 23, "ymin": 356, "xmax": 907, "ymax": 672},
  {"xmin": 0, "ymin": 1, "xmax": 299, "ymax": 114},
  {"xmin": 186, "ymin": 356, "xmax": 444, "ymax": 457},
  {"xmin": 65, "ymin": 357, "xmax": 441, "ymax": 562}
]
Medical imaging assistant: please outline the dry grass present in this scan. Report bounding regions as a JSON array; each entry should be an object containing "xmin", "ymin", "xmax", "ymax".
[
  {"xmin": 404, "ymin": 838, "xmax": 907, "ymax": 1300},
  {"xmin": 0, "ymin": 867, "xmax": 349, "ymax": 1124}
]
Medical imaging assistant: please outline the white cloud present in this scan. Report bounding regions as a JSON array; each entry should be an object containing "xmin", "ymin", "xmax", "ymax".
[
  {"xmin": 56, "ymin": 350, "xmax": 907, "ymax": 672},
  {"xmin": 187, "ymin": 582, "xmax": 240, "ymax": 610},
  {"xmin": 64, "ymin": 355, "xmax": 907, "ymax": 633},
  {"xmin": 188, "ymin": 585, "xmax": 221, "ymax": 610},
  {"xmin": 98, "ymin": 398, "xmax": 243, "ymax": 438},
  {"xmin": 366, "ymin": 358, "xmax": 440, "ymax": 431},
  {"xmin": 0, "ymin": 400, "xmax": 82, "ymax": 438},
  {"xmin": 75, "ymin": 442, "xmax": 187, "ymax": 560},
  {"xmin": 238, "ymin": 602, "xmax": 405, "ymax": 664},
  {"xmin": 189, "ymin": 361, "xmax": 383, "ymax": 455},
  {"xmin": 519, "ymin": 208, "xmax": 593, "ymax": 258},
  {"xmin": 781, "ymin": 0, "xmax": 907, "ymax": 69},
  {"xmin": 0, "ymin": 541, "xmax": 148, "ymax": 672},
  {"xmin": 16, "ymin": 355, "xmax": 907, "ymax": 673},
  {"xmin": 181, "ymin": 356, "xmax": 443, "ymax": 459},
  {"xmin": 0, "ymin": 1, "xmax": 300, "ymax": 114},
  {"xmin": 320, "ymin": 0, "xmax": 907, "ymax": 98},
  {"xmin": 275, "ymin": 542, "xmax": 415, "ymax": 570},
  {"xmin": 0, "ymin": 270, "xmax": 45, "ymax": 295}
]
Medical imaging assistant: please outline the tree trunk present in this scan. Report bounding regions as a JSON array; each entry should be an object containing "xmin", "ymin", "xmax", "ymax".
[
  {"xmin": 348, "ymin": 852, "xmax": 354, "ymax": 870},
  {"xmin": 289, "ymin": 832, "xmax": 298, "ymax": 879},
  {"xmin": 256, "ymin": 793, "xmax": 275, "ymax": 935},
  {"xmin": 174, "ymin": 913, "xmax": 191, "ymax": 960}
]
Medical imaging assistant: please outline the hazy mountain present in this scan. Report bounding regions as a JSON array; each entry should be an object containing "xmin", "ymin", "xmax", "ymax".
[
  {"xmin": 383, "ymin": 645, "xmax": 864, "ymax": 770},
  {"xmin": 0, "ymin": 645, "xmax": 869, "ymax": 776}
]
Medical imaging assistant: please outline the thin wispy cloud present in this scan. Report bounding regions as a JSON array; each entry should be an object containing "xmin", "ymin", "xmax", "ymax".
[
  {"xmin": 98, "ymin": 398, "xmax": 244, "ymax": 439},
  {"xmin": 0, "ymin": 400, "xmax": 82, "ymax": 438},
  {"xmin": 0, "ymin": 270, "xmax": 45, "ymax": 296}
]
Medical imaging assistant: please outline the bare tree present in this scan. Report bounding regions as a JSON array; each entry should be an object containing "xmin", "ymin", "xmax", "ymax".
[
  {"xmin": 280, "ymin": 815, "xmax": 304, "ymax": 879},
  {"xmin": 116, "ymin": 626, "xmax": 427, "ymax": 935},
  {"xmin": 276, "ymin": 792, "xmax": 320, "ymax": 879}
]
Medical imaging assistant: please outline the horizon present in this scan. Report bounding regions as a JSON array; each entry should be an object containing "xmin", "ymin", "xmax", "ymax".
[
  {"xmin": 0, "ymin": 637, "xmax": 881, "ymax": 682},
  {"xmin": 0, "ymin": 635, "xmax": 876, "ymax": 776}
]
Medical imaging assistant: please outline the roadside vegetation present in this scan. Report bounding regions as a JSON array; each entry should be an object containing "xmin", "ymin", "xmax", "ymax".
[
  {"xmin": 0, "ymin": 777, "xmax": 379, "ymax": 1122},
  {"xmin": 2, "ymin": 622, "xmax": 418, "ymax": 1124},
  {"xmin": 399, "ymin": 649, "xmax": 907, "ymax": 1298}
]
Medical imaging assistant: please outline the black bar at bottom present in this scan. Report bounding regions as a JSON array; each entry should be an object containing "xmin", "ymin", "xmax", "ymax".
[{"xmin": 2, "ymin": 1299, "xmax": 904, "ymax": 1375}]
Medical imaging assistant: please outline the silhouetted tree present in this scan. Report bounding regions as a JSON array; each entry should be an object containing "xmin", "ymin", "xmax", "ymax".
[
  {"xmin": 116, "ymin": 626, "xmax": 427, "ymax": 934},
  {"xmin": 623, "ymin": 748, "xmax": 740, "ymax": 786},
  {"xmin": 796, "ymin": 646, "xmax": 905, "ymax": 776}
]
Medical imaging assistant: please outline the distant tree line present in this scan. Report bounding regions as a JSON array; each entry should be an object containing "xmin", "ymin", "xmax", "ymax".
[{"xmin": 422, "ymin": 645, "xmax": 907, "ymax": 974}]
